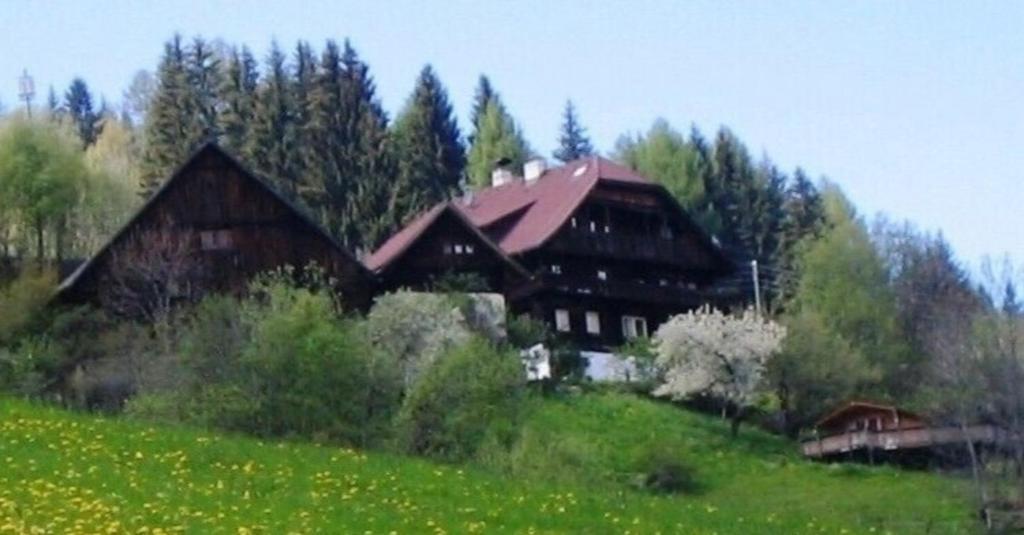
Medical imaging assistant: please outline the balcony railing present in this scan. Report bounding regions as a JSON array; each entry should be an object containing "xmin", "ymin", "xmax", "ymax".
[
  {"xmin": 801, "ymin": 425, "xmax": 1004, "ymax": 458},
  {"xmin": 546, "ymin": 231, "xmax": 710, "ymax": 267}
]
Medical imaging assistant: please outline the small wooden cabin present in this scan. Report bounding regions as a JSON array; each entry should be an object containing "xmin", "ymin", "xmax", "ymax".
[
  {"xmin": 802, "ymin": 401, "xmax": 1002, "ymax": 463},
  {"xmin": 57, "ymin": 143, "xmax": 374, "ymax": 315}
]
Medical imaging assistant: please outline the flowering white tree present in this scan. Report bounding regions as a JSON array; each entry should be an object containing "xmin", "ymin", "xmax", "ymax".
[{"xmin": 653, "ymin": 306, "xmax": 786, "ymax": 436}]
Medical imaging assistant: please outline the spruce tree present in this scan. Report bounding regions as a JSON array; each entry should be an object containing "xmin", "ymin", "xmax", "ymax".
[
  {"xmin": 552, "ymin": 100, "xmax": 593, "ymax": 162},
  {"xmin": 219, "ymin": 46, "xmax": 259, "ymax": 155},
  {"xmin": 140, "ymin": 35, "xmax": 194, "ymax": 195},
  {"xmin": 249, "ymin": 42, "xmax": 295, "ymax": 196},
  {"xmin": 466, "ymin": 101, "xmax": 530, "ymax": 188},
  {"xmin": 46, "ymin": 86, "xmax": 61, "ymax": 118},
  {"xmin": 184, "ymin": 36, "xmax": 223, "ymax": 144},
  {"xmin": 290, "ymin": 41, "xmax": 318, "ymax": 198},
  {"xmin": 64, "ymin": 78, "xmax": 103, "ymax": 147},
  {"xmin": 307, "ymin": 40, "xmax": 392, "ymax": 250},
  {"xmin": 391, "ymin": 65, "xmax": 466, "ymax": 227},
  {"xmin": 468, "ymin": 75, "xmax": 498, "ymax": 144}
]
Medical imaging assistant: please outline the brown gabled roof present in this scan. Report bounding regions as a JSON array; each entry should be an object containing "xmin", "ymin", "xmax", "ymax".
[
  {"xmin": 456, "ymin": 156, "xmax": 651, "ymax": 254},
  {"xmin": 58, "ymin": 142, "xmax": 373, "ymax": 296},
  {"xmin": 364, "ymin": 202, "xmax": 531, "ymax": 279},
  {"xmin": 367, "ymin": 156, "xmax": 729, "ymax": 274},
  {"xmin": 815, "ymin": 401, "xmax": 926, "ymax": 429}
]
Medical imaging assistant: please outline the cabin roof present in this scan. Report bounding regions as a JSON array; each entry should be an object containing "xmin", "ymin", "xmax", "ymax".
[
  {"xmin": 815, "ymin": 400, "xmax": 926, "ymax": 430},
  {"xmin": 57, "ymin": 142, "xmax": 372, "ymax": 296},
  {"xmin": 368, "ymin": 156, "xmax": 729, "ymax": 273},
  {"xmin": 364, "ymin": 202, "xmax": 532, "ymax": 280}
]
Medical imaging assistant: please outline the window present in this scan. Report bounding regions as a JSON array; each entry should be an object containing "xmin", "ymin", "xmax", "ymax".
[
  {"xmin": 465, "ymin": 244, "xmax": 475, "ymax": 254},
  {"xmin": 550, "ymin": 264, "xmax": 562, "ymax": 275},
  {"xmin": 585, "ymin": 311, "xmax": 601, "ymax": 335},
  {"xmin": 597, "ymin": 269, "xmax": 607, "ymax": 281},
  {"xmin": 200, "ymin": 229, "xmax": 233, "ymax": 251},
  {"xmin": 571, "ymin": 216, "xmax": 578, "ymax": 229},
  {"xmin": 454, "ymin": 244, "xmax": 464, "ymax": 254},
  {"xmin": 589, "ymin": 220, "xmax": 597, "ymax": 233},
  {"xmin": 555, "ymin": 309, "xmax": 571, "ymax": 332},
  {"xmin": 442, "ymin": 243, "xmax": 453, "ymax": 255},
  {"xmin": 621, "ymin": 315, "xmax": 648, "ymax": 339}
]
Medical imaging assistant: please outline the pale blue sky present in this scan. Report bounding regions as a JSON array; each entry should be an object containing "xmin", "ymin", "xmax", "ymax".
[{"xmin": 2, "ymin": 1, "xmax": 1021, "ymax": 268}]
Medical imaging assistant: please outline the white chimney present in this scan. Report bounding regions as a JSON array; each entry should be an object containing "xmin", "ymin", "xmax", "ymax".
[
  {"xmin": 491, "ymin": 157, "xmax": 515, "ymax": 187},
  {"xmin": 523, "ymin": 158, "xmax": 547, "ymax": 183},
  {"xmin": 491, "ymin": 167, "xmax": 514, "ymax": 187}
]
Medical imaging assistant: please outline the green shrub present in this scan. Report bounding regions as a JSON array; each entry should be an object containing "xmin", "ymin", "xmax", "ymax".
[
  {"xmin": 395, "ymin": 336, "xmax": 526, "ymax": 462},
  {"xmin": 0, "ymin": 268, "xmax": 56, "ymax": 347},
  {"xmin": 630, "ymin": 441, "xmax": 701, "ymax": 495}
]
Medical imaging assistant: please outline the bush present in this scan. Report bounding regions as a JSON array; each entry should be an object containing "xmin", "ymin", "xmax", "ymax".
[
  {"xmin": 630, "ymin": 441, "xmax": 701, "ymax": 495},
  {"xmin": 395, "ymin": 336, "xmax": 526, "ymax": 462},
  {"xmin": 0, "ymin": 268, "xmax": 56, "ymax": 347},
  {"xmin": 365, "ymin": 291, "xmax": 471, "ymax": 388}
]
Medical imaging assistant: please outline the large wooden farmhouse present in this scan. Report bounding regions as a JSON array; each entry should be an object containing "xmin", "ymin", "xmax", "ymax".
[
  {"xmin": 367, "ymin": 157, "xmax": 735, "ymax": 349},
  {"xmin": 57, "ymin": 143, "xmax": 374, "ymax": 316}
]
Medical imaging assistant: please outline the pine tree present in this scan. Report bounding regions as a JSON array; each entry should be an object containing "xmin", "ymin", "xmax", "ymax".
[
  {"xmin": 290, "ymin": 41, "xmax": 318, "ymax": 198},
  {"xmin": 776, "ymin": 167, "xmax": 825, "ymax": 302},
  {"xmin": 64, "ymin": 78, "xmax": 103, "ymax": 147},
  {"xmin": 184, "ymin": 36, "xmax": 223, "ymax": 144},
  {"xmin": 140, "ymin": 35, "xmax": 194, "ymax": 195},
  {"xmin": 249, "ymin": 42, "xmax": 295, "ymax": 196},
  {"xmin": 466, "ymin": 101, "xmax": 529, "ymax": 188},
  {"xmin": 391, "ymin": 65, "xmax": 466, "ymax": 227},
  {"xmin": 46, "ymin": 86, "xmax": 60, "ymax": 117},
  {"xmin": 553, "ymin": 100, "xmax": 593, "ymax": 162},
  {"xmin": 306, "ymin": 40, "xmax": 393, "ymax": 250},
  {"xmin": 468, "ymin": 75, "xmax": 498, "ymax": 144},
  {"xmin": 219, "ymin": 46, "xmax": 259, "ymax": 154}
]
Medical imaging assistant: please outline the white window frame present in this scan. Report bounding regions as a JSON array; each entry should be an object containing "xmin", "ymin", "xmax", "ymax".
[
  {"xmin": 621, "ymin": 315, "xmax": 648, "ymax": 339},
  {"xmin": 555, "ymin": 309, "xmax": 571, "ymax": 332},
  {"xmin": 597, "ymin": 269, "xmax": 607, "ymax": 281},
  {"xmin": 550, "ymin": 264, "xmax": 562, "ymax": 275},
  {"xmin": 464, "ymin": 244, "xmax": 475, "ymax": 254},
  {"xmin": 585, "ymin": 311, "xmax": 601, "ymax": 335}
]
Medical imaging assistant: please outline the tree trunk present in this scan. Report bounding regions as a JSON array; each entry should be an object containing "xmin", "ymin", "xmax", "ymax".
[
  {"xmin": 35, "ymin": 217, "xmax": 44, "ymax": 261},
  {"xmin": 961, "ymin": 421, "xmax": 991, "ymax": 531},
  {"xmin": 730, "ymin": 406, "xmax": 745, "ymax": 437}
]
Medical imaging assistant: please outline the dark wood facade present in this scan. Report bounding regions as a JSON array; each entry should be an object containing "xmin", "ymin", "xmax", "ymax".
[
  {"xmin": 368, "ymin": 157, "xmax": 735, "ymax": 350},
  {"xmin": 58, "ymin": 144, "xmax": 374, "ymax": 314}
]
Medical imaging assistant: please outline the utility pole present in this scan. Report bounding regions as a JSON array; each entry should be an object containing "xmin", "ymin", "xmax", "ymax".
[
  {"xmin": 751, "ymin": 259, "xmax": 762, "ymax": 317},
  {"xmin": 18, "ymin": 69, "xmax": 35, "ymax": 118}
]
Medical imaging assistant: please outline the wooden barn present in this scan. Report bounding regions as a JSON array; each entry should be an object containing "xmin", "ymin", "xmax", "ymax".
[
  {"xmin": 367, "ymin": 157, "xmax": 736, "ymax": 350},
  {"xmin": 802, "ymin": 401, "xmax": 1003, "ymax": 464},
  {"xmin": 57, "ymin": 143, "xmax": 374, "ymax": 317}
]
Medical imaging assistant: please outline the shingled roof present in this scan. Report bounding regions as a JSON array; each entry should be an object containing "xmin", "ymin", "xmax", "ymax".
[{"xmin": 366, "ymin": 156, "xmax": 726, "ymax": 274}]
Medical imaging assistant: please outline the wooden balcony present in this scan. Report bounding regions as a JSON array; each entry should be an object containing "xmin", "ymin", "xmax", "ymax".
[
  {"xmin": 537, "ymin": 274, "xmax": 705, "ymax": 306},
  {"xmin": 546, "ymin": 231, "xmax": 711, "ymax": 268},
  {"xmin": 801, "ymin": 425, "xmax": 1004, "ymax": 458}
]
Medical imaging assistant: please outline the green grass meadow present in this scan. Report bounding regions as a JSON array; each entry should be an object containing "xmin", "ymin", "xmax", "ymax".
[{"xmin": 0, "ymin": 392, "xmax": 975, "ymax": 534}]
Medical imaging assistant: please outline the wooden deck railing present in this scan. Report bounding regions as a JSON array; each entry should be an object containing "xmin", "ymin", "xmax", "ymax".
[{"xmin": 801, "ymin": 425, "xmax": 1004, "ymax": 458}]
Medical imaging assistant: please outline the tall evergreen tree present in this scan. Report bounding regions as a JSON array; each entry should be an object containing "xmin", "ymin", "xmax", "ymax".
[
  {"xmin": 468, "ymin": 75, "xmax": 498, "ymax": 144},
  {"xmin": 249, "ymin": 42, "xmax": 295, "ymax": 196},
  {"xmin": 290, "ymin": 41, "xmax": 318, "ymax": 197},
  {"xmin": 307, "ymin": 40, "xmax": 392, "ymax": 250},
  {"xmin": 184, "ymin": 36, "xmax": 223, "ymax": 144},
  {"xmin": 64, "ymin": 78, "xmax": 103, "ymax": 147},
  {"xmin": 218, "ymin": 46, "xmax": 259, "ymax": 154},
  {"xmin": 467, "ymin": 101, "xmax": 530, "ymax": 188},
  {"xmin": 775, "ymin": 167, "xmax": 825, "ymax": 302},
  {"xmin": 140, "ymin": 35, "xmax": 194, "ymax": 195},
  {"xmin": 391, "ymin": 65, "xmax": 466, "ymax": 228},
  {"xmin": 46, "ymin": 86, "xmax": 60, "ymax": 117},
  {"xmin": 553, "ymin": 100, "xmax": 593, "ymax": 163}
]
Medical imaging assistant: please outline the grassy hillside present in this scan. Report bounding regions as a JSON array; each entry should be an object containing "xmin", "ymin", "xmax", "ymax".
[{"xmin": 1, "ymin": 393, "xmax": 974, "ymax": 533}]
